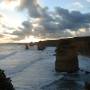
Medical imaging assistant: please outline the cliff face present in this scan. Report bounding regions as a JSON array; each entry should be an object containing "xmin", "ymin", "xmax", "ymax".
[
  {"xmin": 37, "ymin": 36, "xmax": 90, "ymax": 55},
  {"xmin": 37, "ymin": 39, "xmax": 60, "ymax": 48},
  {"xmin": 74, "ymin": 37, "xmax": 90, "ymax": 55},
  {"xmin": 0, "ymin": 69, "xmax": 15, "ymax": 90}
]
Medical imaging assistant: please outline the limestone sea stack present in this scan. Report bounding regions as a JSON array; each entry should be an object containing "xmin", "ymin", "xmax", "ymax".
[{"xmin": 55, "ymin": 38, "xmax": 79, "ymax": 73}]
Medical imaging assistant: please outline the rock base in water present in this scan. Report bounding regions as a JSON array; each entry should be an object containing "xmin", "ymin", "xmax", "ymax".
[
  {"xmin": 55, "ymin": 56, "xmax": 79, "ymax": 73},
  {"xmin": 85, "ymin": 82, "xmax": 90, "ymax": 90}
]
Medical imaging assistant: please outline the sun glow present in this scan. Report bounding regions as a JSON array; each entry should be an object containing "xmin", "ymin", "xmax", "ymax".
[
  {"xmin": 19, "ymin": 35, "xmax": 41, "ymax": 43},
  {"xmin": 0, "ymin": 0, "xmax": 19, "ymax": 10},
  {"xmin": 1, "ymin": 14, "xmax": 21, "ymax": 28}
]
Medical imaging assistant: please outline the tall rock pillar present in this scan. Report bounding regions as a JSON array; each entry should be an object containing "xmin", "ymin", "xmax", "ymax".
[{"xmin": 55, "ymin": 39, "xmax": 79, "ymax": 73}]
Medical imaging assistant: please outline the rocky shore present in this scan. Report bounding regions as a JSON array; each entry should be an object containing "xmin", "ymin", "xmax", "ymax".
[{"xmin": 0, "ymin": 69, "xmax": 14, "ymax": 90}]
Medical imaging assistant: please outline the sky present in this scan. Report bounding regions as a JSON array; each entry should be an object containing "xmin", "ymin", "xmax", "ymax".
[{"xmin": 0, "ymin": 0, "xmax": 90, "ymax": 43}]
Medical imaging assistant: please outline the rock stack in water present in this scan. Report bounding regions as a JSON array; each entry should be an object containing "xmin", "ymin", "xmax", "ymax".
[
  {"xmin": 0, "ymin": 69, "xmax": 15, "ymax": 90},
  {"xmin": 85, "ymin": 82, "xmax": 90, "ymax": 90},
  {"xmin": 55, "ymin": 38, "xmax": 79, "ymax": 73},
  {"xmin": 37, "ymin": 41, "xmax": 46, "ymax": 50}
]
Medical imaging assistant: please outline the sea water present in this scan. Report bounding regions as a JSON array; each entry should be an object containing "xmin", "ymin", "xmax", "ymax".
[{"xmin": 0, "ymin": 44, "xmax": 89, "ymax": 90}]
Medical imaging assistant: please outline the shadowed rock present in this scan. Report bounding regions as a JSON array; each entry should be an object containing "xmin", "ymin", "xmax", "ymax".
[
  {"xmin": 37, "ymin": 36, "xmax": 90, "ymax": 72},
  {"xmin": 55, "ymin": 38, "xmax": 79, "ymax": 73},
  {"xmin": 37, "ymin": 36, "xmax": 90, "ymax": 55},
  {"xmin": 85, "ymin": 82, "xmax": 90, "ymax": 90},
  {"xmin": 25, "ymin": 44, "xmax": 29, "ymax": 50},
  {"xmin": 0, "ymin": 69, "xmax": 15, "ymax": 90},
  {"xmin": 37, "ymin": 41, "xmax": 46, "ymax": 50}
]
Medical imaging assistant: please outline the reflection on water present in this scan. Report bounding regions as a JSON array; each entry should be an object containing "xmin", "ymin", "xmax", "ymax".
[{"xmin": 0, "ymin": 44, "xmax": 24, "ymax": 52}]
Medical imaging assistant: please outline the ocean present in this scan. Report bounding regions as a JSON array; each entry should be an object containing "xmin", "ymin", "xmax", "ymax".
[{"xmin": 0, "ymin": 43, "xmax": 90, "ymax": 90}]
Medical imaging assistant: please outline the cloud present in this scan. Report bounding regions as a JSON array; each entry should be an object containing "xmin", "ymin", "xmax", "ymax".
[
  {"xmin": 0, "ymin": 34, "xmax": 17, "ymax": 43},
  {"xmin": 74, "ymin": 2, "xmax": 83, "ymax": 8},
  {"xmin": 0, "ymin": 14, "xmax": 3, "ymax": 18},
  {"xmin": 4, "ymin": 0, "xmax": 12, "ymax": 3},
  {"xmin": 76, "ymin": 28, "xmax": 90, "ymax": 36},
  {"xmin": 55, "ymin": 7, "xmax": 90, "ymax": 30},
  {"xmin": 12, "ymin": 21, "xmax": 33, "ymax": 40},
  {"xmin": 13, "ymin": 6, "xmax": 90, "ymax": 40},
  {"xmin": 1, "ymin": 0, "xmax": 90, "ymax": 42},
  {"xmin": 32, "ymin": 7, "xmax": 90, "ymax": 37},
  {"xmin": 70, "ymin": 2, "xmax": 83, "ymax": 11},
  {"xmin": 0, "ymin": 0, "xmax": 3, "ymax": 2},
  {"xmin": 18, "ymin": 0, "xmax": 43, "ymax": 18},
  {"xmin": 0, "ymin": 34, "xmax": 4, "ymax": 37}
]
